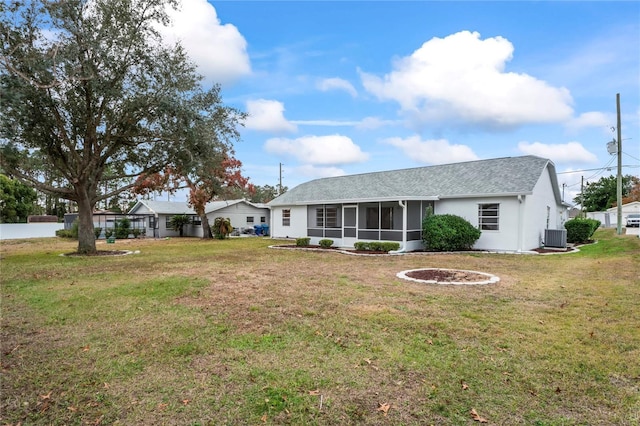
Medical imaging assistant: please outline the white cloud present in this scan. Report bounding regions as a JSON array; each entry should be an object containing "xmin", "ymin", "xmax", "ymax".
[
  {"xmin": 517, "ymin": 141, "xmax": 598, "ymax": 164},
  {"xmin": 264, "ymin": 135, "xmax": 369, "ymax": 165},
  {"xmin": 157, "ymin": 0, "xmax": 251, "ymax": 85},
  {"xmin": 245, "ymin": 99, "xmax": 297, "ymax": 133},
  {"xmin": 289, "ymin": 117, "xmax": 400, "ymax": 129},
  {"xmin": 566, "ymin": 112, "xmax": 612, "ymax": 132},
  {"xmin": 382, "ymin": 135, "xmax": 479, "ymax": 165},
  {"xmin": 360, "ymin": 31, "xmax": 574, "ymax": 128},
  {"xmin": 317, "ymin": 77, "xmax": 357, "ymax": 97},
  {"xmin": 294, "ymin": 165, "xmax": 347, "ymax": 179}
]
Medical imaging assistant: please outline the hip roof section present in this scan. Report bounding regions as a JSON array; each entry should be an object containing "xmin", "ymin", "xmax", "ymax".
[{"xmin": 269, "ymin": 155, "xmax": 556, "ymax": 206}]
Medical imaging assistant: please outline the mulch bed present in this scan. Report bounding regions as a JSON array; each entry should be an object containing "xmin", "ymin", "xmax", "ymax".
[
  {"xmin": 405, "ymin": 269, "xmax": 488, "ymax": 282},
  {"xmin": 272, "ymin": 245, "xmax": 389, "ymax": 255},
  {"xmin": 64, "ymin": 250, "xmax": 130, "ymax": 256}
]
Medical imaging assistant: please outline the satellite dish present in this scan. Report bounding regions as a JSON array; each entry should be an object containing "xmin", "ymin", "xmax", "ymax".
[{"xmin": 607, "ymin": 140, "xmax": 617, "ymax": 155}]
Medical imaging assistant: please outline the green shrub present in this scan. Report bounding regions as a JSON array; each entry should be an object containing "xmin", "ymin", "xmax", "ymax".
[
  {"xmin": 94, "ymin": 227, "xmax": 102, "ymax": 239},
  {"xmin": 56, "ymin": 229, "xmax": 75, "ymax": 238},
  {"xmin": 319, "ymin": 239, "xmax": 334, "ymax": 248},
  {"xmin": 422, "ymin": 214, "xmax": 481, "ymax": 251},
  {"xmin": 296, "ymin": 237, "xmax": 310, "ymax": 247},
  {"xmin": 353, "ymin": 241, "xmax": 400, "ymax": 252},
  {"xmin": 565, "ymin": 218, "xmax": 600, "ymax": 243},
  {"xmin": 131, "ymin": 228, "xmax": 141, "ymax": 238},
  {"xmin": 115, "ymin": 217, "xmax": 131, "ymax": 239},
  {"xmin": 71, "ymin": 219, "xmax": 79, "ymax": 239},
  {"xmin": 104, "ymin": 228, "xmax": 113, "ymax": 239}
]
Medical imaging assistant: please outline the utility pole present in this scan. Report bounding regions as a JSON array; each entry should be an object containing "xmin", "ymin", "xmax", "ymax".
[
  {"xmin": 616, "ymin": 93, "xmax": 623, "ymax": 235},
  {"xmin": 278, "ymin": 163, "xmax": 283, "ymax": 195},
  {"xmin": 580, "ymin": 176, "xmax": 584, "ymax": 217}
]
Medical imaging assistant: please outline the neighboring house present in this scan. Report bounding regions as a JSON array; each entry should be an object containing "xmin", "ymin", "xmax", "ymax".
[
  {"xmin": 588, "ymin": 201, "xmax": 640, "ymax": 227},
  {"xmin": 128, "ymin": 199, "xmax": 270, "ymax": 238},
  {"xmin": 268, "ymin": 155, "xmax": 568, "ymax": 252}
]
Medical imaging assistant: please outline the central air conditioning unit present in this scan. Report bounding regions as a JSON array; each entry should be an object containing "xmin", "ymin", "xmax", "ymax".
[{"xmin": 544, "ymin": 229, "xmax": 567, "ymax": 248}]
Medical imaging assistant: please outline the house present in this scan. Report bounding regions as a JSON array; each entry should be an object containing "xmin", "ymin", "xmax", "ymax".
[
  {"xmin": 128, "ymin": 199, "xmax": 270, "ymax": 238},
  {"xmin": 268, "ymin": 155, "xmax": 568, "ymax": 252},
  {"xmin": 588, "ymin": 201, "xmax": 640, "ymax": 227}
]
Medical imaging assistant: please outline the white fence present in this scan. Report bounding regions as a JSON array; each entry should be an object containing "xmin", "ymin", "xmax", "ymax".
[{"xmin": 0, "ymin": 223, "xmax": 63, "ymax": 240}]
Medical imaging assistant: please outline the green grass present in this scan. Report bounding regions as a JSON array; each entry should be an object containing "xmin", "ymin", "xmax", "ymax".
[{"xmin": 1, "ymin": 231, "xmax": 639, "ymax": 425}]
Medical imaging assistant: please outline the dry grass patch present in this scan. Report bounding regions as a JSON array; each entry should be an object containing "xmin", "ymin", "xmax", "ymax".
[{"xmin": 2, "ymin": 230, "xmax": 639, "ymax": 425}]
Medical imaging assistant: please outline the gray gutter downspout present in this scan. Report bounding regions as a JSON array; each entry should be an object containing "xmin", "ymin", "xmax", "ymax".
[{"xmin": 389, "ymin": 200, "xmax": 407, "ymax": 254}]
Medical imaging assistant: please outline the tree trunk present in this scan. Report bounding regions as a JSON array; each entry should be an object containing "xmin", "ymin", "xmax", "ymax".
[
  {"xmin": 76, "ymin": 193, "xmax": 97, "ymax": 254},
  {"xmin": 200, "ymin": 214, "xmax": 212, "ymax": 239}
]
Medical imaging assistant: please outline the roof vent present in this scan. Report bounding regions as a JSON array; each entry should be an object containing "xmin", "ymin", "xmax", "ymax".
[{"xmin": 544, "ymin": 229, "xmax": 567, "ymax": 248}]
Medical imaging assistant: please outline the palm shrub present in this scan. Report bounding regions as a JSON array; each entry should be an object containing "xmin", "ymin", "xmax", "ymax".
[
  {"xmin": 169, "ymin": 214, "xmax": 191, "ymax": 237},
  {"xmin": 422, "ymin": 214, "xmax": 481, "ymax": 251},
  {"xmin": 212, "ymin": 217, "xmax": 233, "ymax": 239}
]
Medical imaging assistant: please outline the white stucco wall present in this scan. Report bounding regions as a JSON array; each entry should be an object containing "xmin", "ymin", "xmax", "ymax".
[
  {"xmin": 436, "ymin": 196, "xmax": 521, "ymax": 251},
  {"xmin": 522, "ymin": 168, "xmax": 565, "ymax": 250},
  {"xmin": 207, "ymin": 203, "xmax": 270, "ymax": 234},
  {"xmin": 270, "ymin": 205, "xmax": 307, "ymax": 239}
]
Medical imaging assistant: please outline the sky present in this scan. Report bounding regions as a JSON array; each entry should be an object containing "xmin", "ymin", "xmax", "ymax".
[{"xmin": 156, "ymin": 1, "xmax": 640, "ymax": 205}]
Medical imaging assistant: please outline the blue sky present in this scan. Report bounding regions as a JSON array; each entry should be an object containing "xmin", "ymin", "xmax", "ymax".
[{"xmin": 158, "ymin": 1, "xmax": 640, "ymax": 204}]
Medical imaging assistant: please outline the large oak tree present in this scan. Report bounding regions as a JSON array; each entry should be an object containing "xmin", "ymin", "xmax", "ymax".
[{"xmin": 0, "ymin": 0, "xmax": 245, "ymax": 253}]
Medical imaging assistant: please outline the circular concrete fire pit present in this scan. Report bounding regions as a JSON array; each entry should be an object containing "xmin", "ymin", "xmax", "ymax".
[{"xmin": 397, "ymin": 268, "xmax": 499, "ymax": 285}]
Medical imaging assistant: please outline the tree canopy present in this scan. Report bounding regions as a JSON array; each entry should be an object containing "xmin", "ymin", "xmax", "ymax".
[
  {"xmin": 574, "ymin": 175, "xmax": 639, "ymax": 212},
  {"xmin": 0, "ymin": 173, "xmax": 38, "ymax": 223},
  {"xmin": 0, "ymin": 0, "xmax": 245, "ymax": 253}
]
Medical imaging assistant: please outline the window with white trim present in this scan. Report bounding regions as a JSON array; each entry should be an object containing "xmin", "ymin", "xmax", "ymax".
[
  {"xmin": 282, "ymin": 209, "xmax": 290, "ymax": 226},
  {"xmin": 478, "ymin": 203, "xmax": 499, "ymax": 230}
]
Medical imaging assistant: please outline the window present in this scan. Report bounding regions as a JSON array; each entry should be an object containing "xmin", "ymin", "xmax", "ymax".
[
  {"xmin": 478, "ymin": 203, "xmax": 499, "ymax": 230},
  {"xmin": 365, "ymin": 207, "xmax": 379, "ymax": 229},
  {"xmin": 325, "ymin": 207, "xmax": 338, "ymax": 228},
  {"xmin": 282, "ymin": 209, "xmax": 290, "ymax": 226},
  {"xmin": 260, "ymin": 216, "xmax": 266, "ymax": 223},
  {"xmin": 315, "ymin": 206, "xmax": 339, "ymax": 228},
  {"xmin": 316, "ymin": 207, "xmax": 324, "ymax": 227},
  {"xmin": 380, "ymin": 207, "xmax": 393, "ymax": 229},
  {"xmin": 165, "ymin": 216, "xmax": 172, "ymax": 228},
  {"xmin": 192, "ymin": 215, "xmax": 201, "ymax": 226},
  {"xmin": 246, "ymin": 216, "xmax": 254, "ymax": 224}
]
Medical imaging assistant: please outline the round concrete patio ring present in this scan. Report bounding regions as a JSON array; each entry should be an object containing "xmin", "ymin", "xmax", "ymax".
[{"xmin": 397, "ymin": 268, "xmax": 500, "ymax": 285}]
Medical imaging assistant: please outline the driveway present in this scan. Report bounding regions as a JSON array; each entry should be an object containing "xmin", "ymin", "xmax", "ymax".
[{"xmin": 625, "ymin": 226, "xmax": 640, "ymax": 236}]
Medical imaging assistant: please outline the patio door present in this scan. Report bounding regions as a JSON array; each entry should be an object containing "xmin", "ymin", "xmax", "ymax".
[{"xmin": 343, "ymin": 206, "xmax": 357, "ymax": 248}]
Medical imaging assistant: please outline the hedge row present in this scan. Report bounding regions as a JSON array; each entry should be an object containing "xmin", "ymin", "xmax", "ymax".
[
  {"xmin": 353, "ymin": 241, "xmax": 400, "ymax": 252},
  {"xmin": 564, "ymin": 218, "xmax": 601, "ymax": 244}
]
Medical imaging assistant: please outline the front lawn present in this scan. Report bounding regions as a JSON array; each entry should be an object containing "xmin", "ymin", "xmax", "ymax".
[{"xmin": 1, "ymin": 229, "xmax": 639, "ymax": 425}]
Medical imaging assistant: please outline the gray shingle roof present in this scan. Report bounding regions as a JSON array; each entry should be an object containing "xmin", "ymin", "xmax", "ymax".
[
  {"xmin": 129, "ymin": 199, "xmax": 260, "ymax": 215},
  {"xmin": 269, "ymin": 155, "xmax": 558, "ymax": 206}
]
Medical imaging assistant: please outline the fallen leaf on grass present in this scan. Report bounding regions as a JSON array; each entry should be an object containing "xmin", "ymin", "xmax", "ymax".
[
  {"xmin": 308, "ymin": 389, "xmax": 321, "ymax": 396},
  {"xmin": 67, "ymin": 406, "xmax": 78, "ymax": 412},
  {"xmin": 157, "ymin": 403, "xmax": 168, "ymax": 410},
  {"xmin": 81, "ymin": 345, "xmax": 90, "ymax": 352},
  {"xmin": 377, "ymin": 402, "xmax": 391, "ymax": 416},
  {"xmin": 261, "ymin": 414, "xmax": 267, "ymax": 422},
  {"xmin": 461, "ymin": 382, "xmax": 469, "ymax": 390},
  {"xmin": 39, "ymin": 391, "xmax": 52, "ymax": 400},
  {"xmin": 182, "ymin": 399, "xmax": 190, "ymax": 405},
  {"xmin": 470, "ymin": 408, "xmax": 488, "ymax": 423}
]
